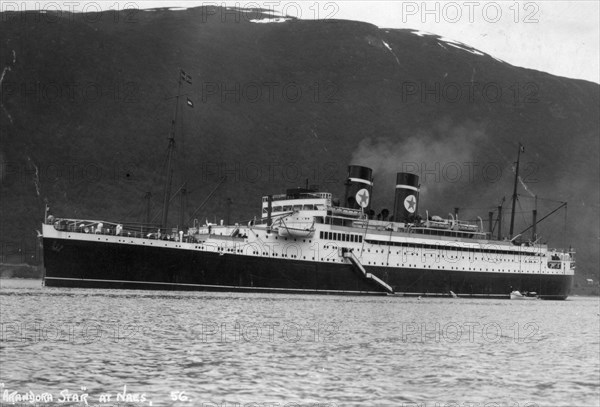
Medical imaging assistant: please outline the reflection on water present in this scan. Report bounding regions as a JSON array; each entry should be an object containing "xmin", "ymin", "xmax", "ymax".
[{"xmin": 1, "ymin": 279, "xmax": 599, "ymax": 407}]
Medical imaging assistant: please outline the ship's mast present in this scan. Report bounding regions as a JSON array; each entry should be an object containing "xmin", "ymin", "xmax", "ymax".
[
  {"xmin": 145, "ymin": 191, "xmax": 152, "ymax": 225},
  {"xmin": 509, "ymin": 143, "xmax": 524, "ymax": 238},
  {"xmin": 161, "ymin": 72, "xmax": 184, "ymax": 229}
]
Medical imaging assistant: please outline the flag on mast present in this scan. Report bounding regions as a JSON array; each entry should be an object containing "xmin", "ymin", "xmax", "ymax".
[{"xmin": 180, "ymin": 70, "xmax": 192, "ymax": 84}]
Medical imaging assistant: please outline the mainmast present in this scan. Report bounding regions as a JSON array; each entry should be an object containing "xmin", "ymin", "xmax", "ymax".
[{"xmin": 509, "ymin": 143, "xmax": 524, "ymax": 238}]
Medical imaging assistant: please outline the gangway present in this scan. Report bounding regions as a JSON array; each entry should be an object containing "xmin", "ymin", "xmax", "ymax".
[{"xmin": 342, "ymin": 249, "xmax": 394, "ymax": 294}]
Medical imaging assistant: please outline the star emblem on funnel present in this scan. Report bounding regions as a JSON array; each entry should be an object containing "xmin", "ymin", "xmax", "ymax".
[
  {"xmin": 404, "ymin": 195, "xmax": 416, "ymax": 213},
  {"xmin": 355, "ymin": 189, "xmax": 370, "ymax": 208}
]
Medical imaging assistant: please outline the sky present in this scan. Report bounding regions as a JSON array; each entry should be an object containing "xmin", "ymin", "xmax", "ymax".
[{"xmin": 9, "ymin": 1, "xmax": 600, "ymax": 83}]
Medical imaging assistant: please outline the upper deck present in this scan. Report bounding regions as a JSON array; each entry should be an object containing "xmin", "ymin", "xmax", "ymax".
[
  {"xmin": 261, "ymin": 190, "xmax": 331, "ymax": 218},
  {"xmin": 260, "ymin": 187, "xmax": 494, "ymax": 241}
]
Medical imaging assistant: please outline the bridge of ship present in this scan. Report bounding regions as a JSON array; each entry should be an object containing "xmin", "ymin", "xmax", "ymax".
[{"xmin": 261, "ymin": 192, "xmax": 332, "ymax": 219}]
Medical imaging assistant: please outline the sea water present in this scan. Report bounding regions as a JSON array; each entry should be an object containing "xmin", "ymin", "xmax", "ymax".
[{"xmin": 0, "ymin": 279, "xmax": 598, "ymax": 407}]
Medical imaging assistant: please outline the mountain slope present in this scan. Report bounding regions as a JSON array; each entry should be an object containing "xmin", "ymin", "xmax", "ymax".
[{"xmin": 1, "ymin": 7, "xmax": 598, "ymax": 283}]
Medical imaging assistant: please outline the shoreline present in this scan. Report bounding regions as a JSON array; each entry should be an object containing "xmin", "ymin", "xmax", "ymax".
[{"xmin": 0, "ymin": 263, "xmax": 43, "ymax": 279}]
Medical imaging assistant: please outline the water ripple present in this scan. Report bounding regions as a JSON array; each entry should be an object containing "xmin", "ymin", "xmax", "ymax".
[{"xmin": 1, "ymin": 280, "xmax": 599, "ymax": 406}]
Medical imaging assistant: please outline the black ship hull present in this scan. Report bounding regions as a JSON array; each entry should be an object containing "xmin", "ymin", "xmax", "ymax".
[{"xmin": 43, "ymin": 237, "xmax": 573, "ymax": 299}]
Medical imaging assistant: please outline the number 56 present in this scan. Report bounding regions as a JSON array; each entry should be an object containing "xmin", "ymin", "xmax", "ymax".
[{"xmin": 170, "ymin": 391, "xmax": 188, "ymax": 401}]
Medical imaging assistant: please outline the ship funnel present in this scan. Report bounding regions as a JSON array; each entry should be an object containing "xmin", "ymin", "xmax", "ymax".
[
  {"xmin": 344, "ymin": 165, "xmax": 373, "ymax": 211},
  {"xmin": 393, "ymin": 172, "xmax": 420, "ymax": 223}
]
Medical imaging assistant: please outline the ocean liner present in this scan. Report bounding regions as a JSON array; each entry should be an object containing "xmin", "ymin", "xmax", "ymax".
[
  {"xmin": 42, "ymin": 163, "xmax": 575, "ymax": 299},
  {"xmin": 41, "ymin": 71, "xmax": 574, "ymax": 299}
]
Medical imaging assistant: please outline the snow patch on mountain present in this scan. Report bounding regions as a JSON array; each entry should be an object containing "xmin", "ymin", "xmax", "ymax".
[
  {"xmin": 444, "ymin": 41, "xmax": 484, "ymax": 56},
  {"xmin": 410, "ymin": 30, "xmax": 436, "ymax": 37},
  {"xmin": 381, "ymin": 40, "xmax": 400, "ymax": 66},
  {"xmin": 250, "ymin": 17, "xmax": 291, "ymax": 24},
  {"xmin": 0, "ymin": 49, "xmax": 16, "ymax": 124},
  {"xmin": 410, "ymin": 30, "xmax": 486, "ymax": 57}
]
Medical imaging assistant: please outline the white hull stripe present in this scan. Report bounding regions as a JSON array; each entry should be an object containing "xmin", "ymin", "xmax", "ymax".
[
  {"xmin": 349, "ymin": 177, "xmax": 373, "ymax": 186},
  {"xmin": 396, "ymin": 184, "xmax": 419, "ymax": 191},
  {"xmin": 43, "ymin": 277, "xmax": 385, "ymax": 294},
  {"xmin": 43, "ymin": 277, "xmax": 568, "ymax": 298}
]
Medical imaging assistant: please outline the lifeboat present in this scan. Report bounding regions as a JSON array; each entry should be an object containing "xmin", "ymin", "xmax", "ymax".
[
  {"xmin": 510, "ymin": 291, "xmax": 539, "ymax": 300},
  {"xmin": 427, "ymin": 215, "xmax": 452, "ymax": 230},
  {"xmin": 276, "ymin": 216, "xmax": 315, "ymax": 238}
]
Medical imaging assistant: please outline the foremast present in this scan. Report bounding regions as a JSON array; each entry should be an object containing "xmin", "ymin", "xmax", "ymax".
[{"xmin": 161, "ymin": 69, "xmax": 192, "ymax": 229}]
